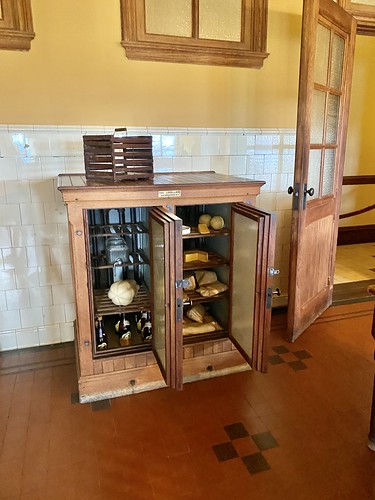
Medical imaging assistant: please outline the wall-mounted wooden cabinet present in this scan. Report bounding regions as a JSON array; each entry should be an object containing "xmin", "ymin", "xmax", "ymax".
[
  {"xmin": 120, "ymin": 0, "xmax": 269, "ymax": 68},
  {"xmin": 58, "ymin": 172, "xmax": 275, "ymax": 403},
  {"xmin": 0, "ymin": 0, "xmax": 34, "ymax": 50},
  {"xmin": 338, "ymin": 0, "xmax": 375, "ymax": 34}
]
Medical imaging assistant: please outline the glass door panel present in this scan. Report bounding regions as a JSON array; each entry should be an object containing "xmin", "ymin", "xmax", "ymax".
[
  {"xmin": 314, "ymin": 23, "xmax": 330, "ymax": 85},
  {"xmin": 149, "ymin": 214, "xmax": 169, "ymax": 380},
  {"xmin": 230, "ymin": 204, "xmax": 275, "ymax": 372}
]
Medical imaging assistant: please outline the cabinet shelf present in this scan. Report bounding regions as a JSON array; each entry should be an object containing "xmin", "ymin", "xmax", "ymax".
[
  {"xmin": 184, "ymin": 289, "xmax": 228, "ymax": 305},
  {"xmin": 89, "ymin": 222, "xmax": 148, "ymax": 237},
  {"xmin": 183, "ymin": 330, "xmax": 227, "ymax": 344},
  {"xmin": 183, "ymin": 251, "xmax": 228, "ymax": 271},
  {"xmin": 182, "ymin": 227, "xmax": 229, "ymax": 239},
  {"xmin": 91, "ymin": 250, "xmax": 149, "ymax": 270},
  {"xmin": 94, "ymin": 284, "xmax": 150, "ymax": 316}
]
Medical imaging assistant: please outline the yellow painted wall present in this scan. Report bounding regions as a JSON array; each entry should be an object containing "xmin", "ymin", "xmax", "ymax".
[{"xmin": 0, "ymin": 0, "xmax": 302, "ymax": 128}]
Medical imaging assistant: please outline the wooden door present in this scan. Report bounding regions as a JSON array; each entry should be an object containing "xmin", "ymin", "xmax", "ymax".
[
  {"xmin": 229, "ymin": 204, "xmax": 276, "ymax": 372},
  {"xmin": 149, "ymin": 208, "xmax": 183, "ymax": 389},
  {"xmin": 287, "ymin": 0, "xmax": 356, "ymax": 341}
]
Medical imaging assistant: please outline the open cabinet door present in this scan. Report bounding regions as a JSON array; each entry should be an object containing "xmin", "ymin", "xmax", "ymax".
[
  {"xmin": 149, "ymin": 208, "xmax": 183, "ymax": 390},
  {"xmin": 230, "ymin": 204, "xmax": 276, "ymax": 372},
  {"xmin": 287, "ymin": 0, "xmax": 356, "ymax": 342}
]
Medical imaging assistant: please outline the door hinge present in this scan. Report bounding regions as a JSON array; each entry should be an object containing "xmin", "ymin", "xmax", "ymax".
[
  {"xmin": 175, "ymin": 279, "xmax": 190, "ymax": 288},
  {"xmin": 269, "ymin": 267, "xmax": 280, "ymax": 277}
]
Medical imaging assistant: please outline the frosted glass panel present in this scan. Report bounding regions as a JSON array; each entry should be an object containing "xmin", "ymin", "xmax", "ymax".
[
  {"xmin": 314, "ymin": 23, "xmax": 330, "ymax": 86},
  {"xmin": 145, "ymin": 0, "xmax": 192, "ymax": 37},
  {"xmin": 322, "ymin": 149, "xmax": 336, "ymax": 196},
  {"xmin": 330, "ymin": 34, "xmax": 345, "ymax": 90},
  {"xmin": 231, "ymin": 212, "xmax": 256, "ymax": 358},
  {"xmin": 199, "ymin": 0, "xmax": 242, "ymax": 41},
  {"xmin": 326, "ymin": 94, "xmax": 340, "ymax": 144},
  {"xmin": 307, "ymin": 149, "xmax": 322, "ymax": 200},
  {"xmin": 310, "ymin": 90, "xmax": 326, "ymax": 144},
  {"xmin": 151, "ymin": 218, "xmax": 166, "ymax": 371}
]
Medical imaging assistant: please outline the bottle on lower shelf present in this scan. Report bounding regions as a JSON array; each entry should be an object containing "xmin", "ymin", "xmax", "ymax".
[
  {"xmin": 116, "ymin": 312, "xmax": 131, "ymax": 346},
  {"xmin": 141, "ymin": 312, "xmax": 152, "ymax": 342},
  {"xmin": 96, "ymin": 315, "xmax": 108, "ymax": 350}
]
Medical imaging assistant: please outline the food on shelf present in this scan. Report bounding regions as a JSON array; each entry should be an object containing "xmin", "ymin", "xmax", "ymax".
[
  {"xmin": 198, "ymin": 214, "xmax": 212, "ymax": 226},
  {"xmin": 198, "ymin": 223, "xmax": 210, "ymax": 235},
  {"xmin": 195, "ymin": 270, "xmax": 217, "ymax": 286},
  {"xmin": 183, "ymin": 274, "xmax": 196, "ymax": 291},
  {"xmin": 183, "ymin": 313, "xmax": 222, "ymax": 335},
  {"xmin": 197, "ymin": 280, "xmax": 228, "ymax": 297},
  {"xmin": 182, "ymin": 225, "xmax": 191, "ymax": 235},
  {"xmin": 107, "ymin": 279, "xmax": 140, "ymax": 306},
  {"xmin": 210, "ymin": 215, "xmax": 225, "ymax": 230},
  {"xmin": 183, "ymin": 249, "xmax": 209, "ymax": 263},
  {"xmin": 186, "ymin": 304, "xmax": 206, "ymax": 323}
]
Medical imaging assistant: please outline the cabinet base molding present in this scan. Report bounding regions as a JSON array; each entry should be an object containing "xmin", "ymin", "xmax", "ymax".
[
  {"xmin": 183, "ymin": 349, "xmax": 251, "ymax": 384},
  {"xmin": 78, "ymin": 364, "xmax": 166, "ymax": 403}
]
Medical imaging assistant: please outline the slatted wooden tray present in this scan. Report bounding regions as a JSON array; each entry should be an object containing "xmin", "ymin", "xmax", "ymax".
[{"xmin": 83, "ymin": 132, "xmax": 153, "ymax": 182}]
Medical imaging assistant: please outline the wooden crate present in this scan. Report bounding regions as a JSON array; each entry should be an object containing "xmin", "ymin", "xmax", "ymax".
[{"xmin": 83, "ymin": 130, "xmax": 153, "ymax": 182}]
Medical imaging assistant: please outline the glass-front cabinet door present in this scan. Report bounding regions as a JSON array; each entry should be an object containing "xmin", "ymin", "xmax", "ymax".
[
  {"xmin": 230, "ymin": 204, "xmax": 275, "ymax": 372},
  {"xmin": 149, "ymin": 208, "xmax": 183, "ymax": 389}
]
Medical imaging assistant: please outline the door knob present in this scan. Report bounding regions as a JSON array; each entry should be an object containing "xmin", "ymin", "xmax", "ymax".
[
  {"xmin": 304, "ymin": 187, "xmax": 315, "ymax": 197},
  {"xmin": 287, "ymin": 186, "xmax": 294, "ymax": 194}
]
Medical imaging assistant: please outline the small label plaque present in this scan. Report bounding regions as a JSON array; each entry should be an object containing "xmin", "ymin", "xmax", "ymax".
[{"xmin": 158, "ymin": 190, "xmax": 182, "ymax": 198}]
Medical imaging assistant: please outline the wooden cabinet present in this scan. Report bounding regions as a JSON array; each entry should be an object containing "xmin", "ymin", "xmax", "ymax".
[
  {"xmin": 338, "ymin": 0, "xmax": 375, "ymax": 34},
  {"xmin": 58, "ymin": 172, "xmax": 275, "ymax": 402},
  {"xmin": 120, "ymin": 0, "xmax": 269, "ymax": 68},
  {"xmin": 0, "ymin": 0, "xmax": 34, "ymax": 50}
]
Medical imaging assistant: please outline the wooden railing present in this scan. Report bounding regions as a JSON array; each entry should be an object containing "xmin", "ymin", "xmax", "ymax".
[
  {"xmin": 340, "ymin": 175, "xmax": 375, "ymax": 220},
  {"xmin": 338, "ymin": 175, "xmax": 375, "ymax": 245}
]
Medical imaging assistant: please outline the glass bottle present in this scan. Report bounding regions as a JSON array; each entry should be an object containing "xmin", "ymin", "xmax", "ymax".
[
  {"xmin": 142, "ymin": 311, "xmax": 152, "ymax": 341},
  {"xmin": 137, "ymin": 311, "xmax": 147, "ymax": 332},
  {"xmin": 96, "ymin": 315, "xmax": 108, "ymax": 350},
  {"xmin": 118, "ymin": 313, "xmax": 131, "ymax": 340}
]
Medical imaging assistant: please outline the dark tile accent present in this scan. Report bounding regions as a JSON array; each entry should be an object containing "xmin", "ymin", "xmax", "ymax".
[
  {"xmin": 224, "ymin": 422, "xmax": 249, "ymax": 440},
  {"xmin": 70, "ymin": 392, "xmax": 80, "ymax": 404},
  {"xmin": 272, "ymin": 345, "xmax": 289, "ymax": 354},
  {"xmin": 288, "ymin": 360, "xmax": 308, "ymax": 371},
  {"xmin": 212, "ymin": 442, "xmax": 239, "ymax": 462},
  {"xmin": 293, "ymin": 350, "xmax": 312, "ymax": 360},
  {"xmin": 251, "ymin": 431, "xmax": 279, "ymax": 451},
  {"xmin": 242, "ymin": 452, "xmax": 271, "ymax": 474},
  {"xmin": 91, "ymin": 399, "xmax": 111, "ymax": 411},
  {"xmin": 268, "ymin": 354, "xmax": 285, "ymax": 365}
]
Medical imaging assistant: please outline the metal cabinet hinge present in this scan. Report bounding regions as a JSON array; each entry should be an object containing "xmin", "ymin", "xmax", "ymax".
[
  {"xmin": 175, "ymin": 279, "xmax": 190, "ymax": 288},
  {"xmin": 269, "ymin": 267, "xmax": 280, "ymax": 277}
]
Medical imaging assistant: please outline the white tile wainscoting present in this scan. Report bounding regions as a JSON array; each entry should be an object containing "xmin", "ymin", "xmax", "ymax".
[{"xmin": 0, "ymin": 125, "xmax": 294, "ymax": 351}]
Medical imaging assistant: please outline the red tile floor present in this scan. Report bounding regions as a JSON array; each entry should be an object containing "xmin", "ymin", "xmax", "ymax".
[{"xmin": 1, "ymin": 303, "xmax": 375, "ymax": 499}]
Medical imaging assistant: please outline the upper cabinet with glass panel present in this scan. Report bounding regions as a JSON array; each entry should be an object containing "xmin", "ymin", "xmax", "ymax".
[
  {"xmin": 0, "ymin": 0, "xmax": 34, "ymax": 50},
  {"xmin": 120, "ymin": 0, "xmax": 269, "ymax": 68},
  {"xmin": 338, "ymin": 0, "xmax": 375, "ymax": 34}
]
